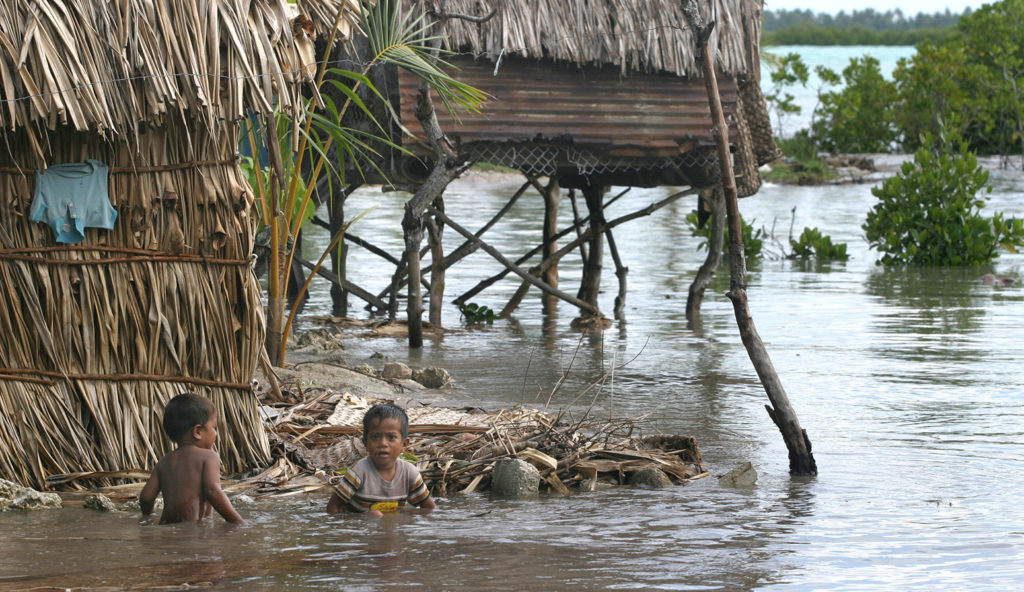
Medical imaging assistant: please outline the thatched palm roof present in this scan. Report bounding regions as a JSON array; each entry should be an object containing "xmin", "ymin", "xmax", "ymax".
[
  {"xmin": 434, "ymin": 0, "xmax": 763, "ymax": 77},
  {"xmin": 0, "ymin": 0, "xmax": 359, "ymax": 159}
]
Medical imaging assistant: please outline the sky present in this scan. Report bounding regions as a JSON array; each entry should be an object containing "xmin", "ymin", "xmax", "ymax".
[{"xmin": 762, "ymin": 0, "xmax": 993, "ymax": 15}]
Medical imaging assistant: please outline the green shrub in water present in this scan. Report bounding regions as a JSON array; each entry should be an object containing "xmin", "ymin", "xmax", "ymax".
[
  {"xmin": 457, "ymin": 302, "xmax": 498, "ymax": 325},
  {"xmin": 685, "ymin": 210, "xmax": 764, "ymax": 262},
  {"xmin": 790, "ymin": 227, "xmax": 849, "ymax": 261},
  {"xmin": 863, "ymin": 128, "xmax": 1024, "ymax": 266}
]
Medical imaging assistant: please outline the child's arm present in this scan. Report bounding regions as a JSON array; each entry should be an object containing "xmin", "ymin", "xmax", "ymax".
[
  {"xmin": 407, "ymin": 468, "xmax": 435, "ymax": 511},
  {"xmin": 201, "ymin": 451, "xmax": 245, "ymax": 524},
  {"xmin": 139, "ymin": 467, "xmax": 160, "ymax": 516},
  {"xmin": 325, "ymin": 470, "xmax": 364, "ymax": 514},
  {"xmin": 326, "ymin": 490, "xmax": 347, "ymax": 514}
]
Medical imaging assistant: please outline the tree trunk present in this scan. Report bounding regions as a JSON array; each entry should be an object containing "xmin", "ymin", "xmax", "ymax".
[
  {"xmin": 686, "ymin": 187, "xmax": 725, "ymax": 327},
  {"xmin": 265, "ymin": 216, "xmax": 288, "ymax": 365},
  {"xmin": 682, "ymin": 0, "xmax": 816, "ymax": 475}
]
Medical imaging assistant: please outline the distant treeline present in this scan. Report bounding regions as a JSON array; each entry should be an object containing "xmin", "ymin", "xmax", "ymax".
[{"xmin": 763, "ymin": 8, "xmax": 969, "ymax": 45}]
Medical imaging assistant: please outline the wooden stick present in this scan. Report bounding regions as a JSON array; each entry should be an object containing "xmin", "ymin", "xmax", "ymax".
[
  {"xmin": 426, "ymin": 205, "xmax": 601, "ymax": 316},
  {"xmin": 453, "ymin": 187, "xmax": 659, "ymax": 305},
  {"xmin": 681, "ymin": 0, "xmax": 815, "ymax": 475},
  {"xmin": 686, "ymin": 188, "xmax": 725, "ymax": 327},
  {"xmin": 292, "ymin": 255, "xmax": 387, "ymax": 311}
]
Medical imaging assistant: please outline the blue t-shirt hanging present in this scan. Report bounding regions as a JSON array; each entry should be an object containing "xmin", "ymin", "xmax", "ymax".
[{"xmin": 30, "ymin": 159, "xmax": 118, "ymax": 244}]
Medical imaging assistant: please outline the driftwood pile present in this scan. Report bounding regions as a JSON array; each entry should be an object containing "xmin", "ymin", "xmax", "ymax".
[{"xmin": 251, "ymin": 386, "xmax": 707, "ymax": 499}]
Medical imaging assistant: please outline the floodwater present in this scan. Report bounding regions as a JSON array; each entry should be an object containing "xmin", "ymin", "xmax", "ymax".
[{"xmin": 3, "ymin": 157, "xmax": 1023, "ymax": 591}]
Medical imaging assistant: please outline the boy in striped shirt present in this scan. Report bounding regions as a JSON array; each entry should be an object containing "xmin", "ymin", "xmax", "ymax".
[{"xmin": 327, "ymin": 403, "xmax": 436, "ymax": 516}]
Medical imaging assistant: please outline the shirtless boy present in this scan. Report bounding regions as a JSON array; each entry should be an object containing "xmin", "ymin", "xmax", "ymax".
[
  {"xmin": 327, "ymin": 403, "xmax": 436, "ymax": 516},
  {"xmin": 140, "ymin": 392, "xmax": 245, "ymax": 524}
]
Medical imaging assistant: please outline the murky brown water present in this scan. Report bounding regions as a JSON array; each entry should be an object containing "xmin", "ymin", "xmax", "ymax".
[{"xmin": 3, "ymin": 158, "xmax": 1023, "ymax": 591}]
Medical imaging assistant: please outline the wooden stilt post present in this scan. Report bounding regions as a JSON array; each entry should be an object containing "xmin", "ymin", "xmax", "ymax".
[
  {"xmin": 605, "ymin": 228, "xmax": 628, "ymax": 317},
  {"xmin": 403, "ymin": 205, "xmax": 425, "ymax": 348},
  {"xmin": 327, "ymin": 184, "xmax": 358, "ymax": 317},
  {"xmin": 437, "ymin": 180, "xmax": 530, "ymax": 274},
  {"xmin": 576, "ymin": 184, "xmax": 607, "ymax": 315},
  {"xmin": 427, "ymin": 197, "xmax": 445, "ymax": 328},
  {"xmin": 543, "ymin": 177, "xmax": 561, "ymax": 289},
  {"xmin": 568, "ymin": 188, "xmax": 589, "ymax": 265},
  {"xmin": 456, "ymin": 188, "xmax": 696, "ymax": 306},
  {"xmin": 387, "ymin": 253, "xmax": 407, "ymax": 321},
  {"xmin": 292, "ymin": 255, "xmax": 387, "ymax": 311},
  {"xmin": 686, "ymin": 187, "xmax": 724, "ymax": 327},
  {"xmin": 286, "ymin": 231, "xmax": 309, "ymax": 309},
  {"xmin": 681, "ymin": 0, "xmax": 816, "ymax": 475},
  {"xmin": 427, "ymin": 205, "xmax": 600, "ymax": 316}
]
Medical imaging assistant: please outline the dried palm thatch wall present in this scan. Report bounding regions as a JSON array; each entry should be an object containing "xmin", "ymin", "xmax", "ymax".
[{"xmin": 0, "ymin": 0, "xmax": 346, "ymax": 488}]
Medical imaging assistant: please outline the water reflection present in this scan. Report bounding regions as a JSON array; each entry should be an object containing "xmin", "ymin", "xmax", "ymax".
[{"xmin": 864, "ymin": 266, "xmax": 990, "ymax": 334}]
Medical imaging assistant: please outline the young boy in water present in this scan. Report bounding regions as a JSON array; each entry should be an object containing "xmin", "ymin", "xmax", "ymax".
[
  {"xmin": 140, "ymin": 392, "xmax": 245, "ymax": 525},
  {"xmin": 326, "ymin": 403, "xmax": 436, "ymax": 516}
]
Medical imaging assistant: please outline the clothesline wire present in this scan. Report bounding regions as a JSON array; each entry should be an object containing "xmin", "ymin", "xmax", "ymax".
[{"xmin": 0, "ymin": 23, "xmax": 707, "ymax": 110}]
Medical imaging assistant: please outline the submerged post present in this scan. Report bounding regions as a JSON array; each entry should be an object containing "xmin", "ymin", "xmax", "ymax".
[{"xmin": 680, "ymin": 0, "xmax": 816, "ymax": 474}]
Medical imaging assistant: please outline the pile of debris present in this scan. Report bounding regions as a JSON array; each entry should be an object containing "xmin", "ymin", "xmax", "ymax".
[
  {"xmin": 49, "ymin": 358, "xmax": 707, "ymax": 503},
  {"xmin": 249, "ymin": 386, "xmax": 707, "ymax": 499}
]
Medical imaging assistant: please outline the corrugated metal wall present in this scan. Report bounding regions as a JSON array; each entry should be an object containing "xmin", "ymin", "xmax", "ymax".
[{"xmin": 399, "ymin": 56, "xmax": 737, "ymax": 164}]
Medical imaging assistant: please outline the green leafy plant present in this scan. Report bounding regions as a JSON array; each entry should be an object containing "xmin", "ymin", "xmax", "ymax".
[
  {"xmin": 863, "ymin": 127, "xmax": 1024, "ymax": 265},
  {"xmin": 811, "ymin": 56, "xmax": 900, "ymax": 153},
  {"xmin": 763, "ymin": 52, "xmax": 810, "ymax": 138},
  {"xmin": 457, "ymin": 302, "xmax": 498, "ymax": 325},
  {"xmin": 890, "ymin": 0, "xmax": 1024, "ymax": 156},
  {"xmin": 685, "ymin": 210, "xmax": 764, "ymax": 262},
  {"xmin": 789, "ymin": 227, "xmax": 849, "ymax": 261}
]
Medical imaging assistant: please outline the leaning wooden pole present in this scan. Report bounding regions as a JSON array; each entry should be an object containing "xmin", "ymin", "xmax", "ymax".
[
  {"xmin": 682, "ymin": 0, "xmax": 816, "ymax": 475},
  {"xmin": 686, "ymin": 187, "xmax": 725, "ymax": 327}
]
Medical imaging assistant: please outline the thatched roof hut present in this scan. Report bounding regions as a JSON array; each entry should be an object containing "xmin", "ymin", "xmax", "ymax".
[
  {"xmin": 387, "ymin": 0, "xmax": 778, "ymax": 195},
  {"xmin": 0, "ymin": 0, "xmax": 353, "ymax": 488}
]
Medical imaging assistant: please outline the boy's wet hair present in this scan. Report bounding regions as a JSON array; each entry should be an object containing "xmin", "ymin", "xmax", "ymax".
[
  {"xmin": 163, "ymin": 392, "xmax": 216, "ymax": 443},
  {"xmin": 362, "ymin": 403, "xmax": 409, "ymax": 439}
]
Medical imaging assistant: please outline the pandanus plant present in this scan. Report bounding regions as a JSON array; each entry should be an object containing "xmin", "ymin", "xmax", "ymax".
[{"xmin": 244, "ymin": 0, "xmax": 486, "ymax": 365}]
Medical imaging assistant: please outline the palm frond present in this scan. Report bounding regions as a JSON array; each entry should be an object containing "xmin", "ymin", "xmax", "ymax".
[{"xmin": 360, "ymin": 0, "xmax": 489, "ymax": 116}]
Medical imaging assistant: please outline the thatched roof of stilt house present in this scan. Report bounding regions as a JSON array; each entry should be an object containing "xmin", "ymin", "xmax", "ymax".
[
  {"xmin": 386, "ymin": 0, "xmax": 778, "ymax": 195},
  {"xmin": 0, "ymin": 0, "xmax": 358, "ymax": 489}
]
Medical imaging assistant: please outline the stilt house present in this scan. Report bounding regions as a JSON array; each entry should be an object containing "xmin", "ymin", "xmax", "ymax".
[
  {"xmin": 394, "ymin": 0, "xmax": 777, "ymax": 195},
  {"xmin": 313, "ymin": 0, "xmax": 778, "ymax": 334}
]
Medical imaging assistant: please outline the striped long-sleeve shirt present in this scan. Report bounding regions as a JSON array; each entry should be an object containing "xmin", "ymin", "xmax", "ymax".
[{"xmin": 331, "ymin": 457, "xmax": 430, "ymax": 513}]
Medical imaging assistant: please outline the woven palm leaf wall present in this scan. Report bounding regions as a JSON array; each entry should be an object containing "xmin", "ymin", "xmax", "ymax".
[
  {"xmin": 0, "ymin": 125, "xmax": 269, "ymax": 488},
  {"xmin": 0, "ymin": 0, "xmax": 361, "ymax": 489}
]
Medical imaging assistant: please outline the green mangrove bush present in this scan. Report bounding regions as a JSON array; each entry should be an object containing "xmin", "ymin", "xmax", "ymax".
[
  {"xmin": 685, "ymin": 210, "xmax": 764, "ymax": 262},
  {"xmin": 790, "ymin": 227, "xmax": 849, "ymax": 261},
  {"xmin": 863, "ymin": 129, "xmax": 1024, "ymax": 265}
]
